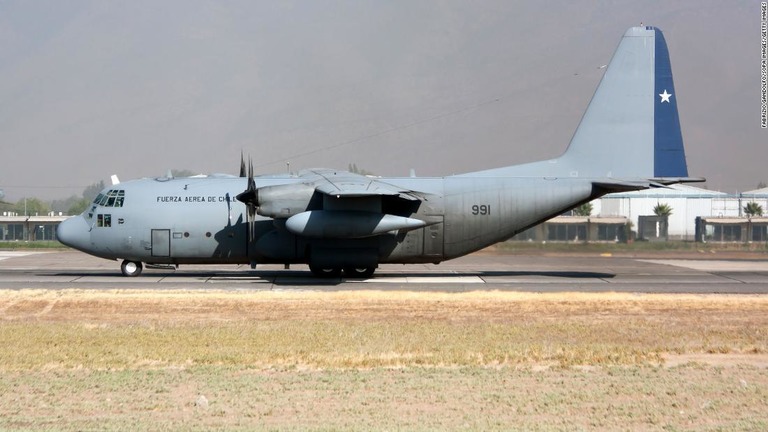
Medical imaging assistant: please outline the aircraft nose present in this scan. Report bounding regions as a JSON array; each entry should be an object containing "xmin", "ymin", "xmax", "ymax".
[{"xmin": 56, "ymin": 216, "xmax": 90, "ymax": 251}]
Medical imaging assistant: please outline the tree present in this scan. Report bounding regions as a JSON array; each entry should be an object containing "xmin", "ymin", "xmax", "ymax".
[
  {"xmin": 51, "ymin": 195, "xmax": 83, "ymax": 214},
  {"xmin": 757, "ymin": 181, "xmax": 767, "ymax": 190},
  {"xmin": 82, "ymin": 180, "xmax": 105, "ymax": 202},
  {"xmin": 744, "ymin": 202, "xmax": 764, "ymax": 218},
  {"xmin": 67, "ymin": 197, "xmax": 91, "ymax": 215},
  {"xmin": 572, "ymin": 202, "xmax": 593, "ymax": 216},
  {"xmin": 14, "ymin": 198, "xmax": 51, "ymax": 216},
  {"xmin": 652, "ymin": 203, "xmax": 673, "ymax": 217}
]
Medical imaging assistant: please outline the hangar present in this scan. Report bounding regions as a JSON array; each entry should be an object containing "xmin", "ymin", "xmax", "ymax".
[
  {"xmin": 513, "ymin": 185, "xmax": 768, "ymax": 243},
  {"xmin": 0, "ymin": 214, "xmax": 66, "ymax": 242}
]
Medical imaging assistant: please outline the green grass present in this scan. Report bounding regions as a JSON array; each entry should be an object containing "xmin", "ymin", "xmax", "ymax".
[{"xmin": 0, "ymin": 241, "xmax": 69, "ymax": 249}]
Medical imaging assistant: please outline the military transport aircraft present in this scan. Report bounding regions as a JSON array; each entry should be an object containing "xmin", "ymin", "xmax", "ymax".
[{"xmin": 57, "ymin": 26, "xmax": 702, "ymax": 278}]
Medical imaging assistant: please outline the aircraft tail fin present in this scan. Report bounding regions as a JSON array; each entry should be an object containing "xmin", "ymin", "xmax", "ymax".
[
  {"xmin": 464, "ymin": 26, "xmax": 700, "ymax": 183},
  {"xmin": 559, "ymin": 26, "xmax": 689, "ymax": 180}
]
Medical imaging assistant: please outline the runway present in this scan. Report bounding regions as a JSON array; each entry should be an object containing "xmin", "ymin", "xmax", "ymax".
[{"xmin": 1, "ymin": 250, "xmax": 768, "ymax": 293}]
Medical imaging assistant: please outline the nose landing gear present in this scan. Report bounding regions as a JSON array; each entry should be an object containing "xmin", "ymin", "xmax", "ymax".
[{"xmin": 120, "ymin": 260, "xmax": 143, "ymax": 277}]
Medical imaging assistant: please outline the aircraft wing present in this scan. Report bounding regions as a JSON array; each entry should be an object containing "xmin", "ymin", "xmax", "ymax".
[
  {"xmin": 260, "ymin": 169, "xmax": 428, "ymax": 239},
  {"xmin": 307, "ymin": 169, "xmax": 421, "ymax": 201}
]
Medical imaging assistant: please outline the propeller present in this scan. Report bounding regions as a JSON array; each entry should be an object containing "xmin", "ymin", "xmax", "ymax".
[{"xmin": 236, "ymin": 156, "xmax": 259, "ymax": 240}]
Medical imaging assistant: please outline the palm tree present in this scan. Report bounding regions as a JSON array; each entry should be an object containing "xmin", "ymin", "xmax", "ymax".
[
  {"xmin": 743, "ymin": 202, "xmax": 764, "ymax": 218},
  {"xmin": 652, "ymin": 203, "xmax": 673, "ymax": 217}
]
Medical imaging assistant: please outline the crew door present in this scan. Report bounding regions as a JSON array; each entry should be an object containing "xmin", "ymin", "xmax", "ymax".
[{"xmin": 151, "ymin": 229, "xmax": 171, "ymax": 257}]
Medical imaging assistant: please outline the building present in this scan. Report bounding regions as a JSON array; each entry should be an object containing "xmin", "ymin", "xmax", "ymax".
[
  {"xmin": 513, "ymin": 216, "xmax": 629, "ymax": 243},
  {"xmin": 511, "ymin": 184, "xmax": 768, "ymax": 243},
  {"xmin": 593, "ymin": 184, "xmax": 729, "ymax": 241},
  {"xmin": 0, "ymin": 215, "xmax": 68, "ymax": 242}
]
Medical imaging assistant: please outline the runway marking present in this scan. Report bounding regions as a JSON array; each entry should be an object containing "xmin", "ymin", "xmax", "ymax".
[
  {"xmin": 360, "ymin": 276, "xmax": 485, "ymax": 284},
  {"xmin": 640, "ymin": 259, "xmax": 768, "ymax": 272},
  {"xmin": 0, "ymin": 251, "xmax": 44, "ymax": 261}
]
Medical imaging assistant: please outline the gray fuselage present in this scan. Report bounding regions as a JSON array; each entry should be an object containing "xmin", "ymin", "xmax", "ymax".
[{"xmin": 63, "ymin": 173, "xmax": 594, "ymax": 268}]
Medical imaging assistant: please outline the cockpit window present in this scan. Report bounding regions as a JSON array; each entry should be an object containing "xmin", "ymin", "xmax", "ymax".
[
  {"xmin": 115, "ymin": 190, "xmax": 125, "ymax": 207},
  {"xmin": 95, "ymin": 190, "xmax": 126, "ymax": 208}
]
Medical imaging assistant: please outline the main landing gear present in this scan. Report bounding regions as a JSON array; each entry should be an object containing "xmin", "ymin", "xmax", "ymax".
[
  {"xmin": 120, "ymin": 260, "xmax": 143, "ymax": 277},
  {"xmin": 117, "ymin": 261, "xmax": 374, "ymax": 279},
  {"xmin": 309, "ymin": 265, "xmax": 376, "ymax": 279}
]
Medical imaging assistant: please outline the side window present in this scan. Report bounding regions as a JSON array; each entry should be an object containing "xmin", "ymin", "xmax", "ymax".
[{"xmin": 96, "ymin": 214, "xmax": 112, "ymax": 228}]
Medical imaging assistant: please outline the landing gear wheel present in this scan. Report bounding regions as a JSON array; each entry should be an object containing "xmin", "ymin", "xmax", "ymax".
[
  {"xmin": 121, "ymin": 260, "xmax": 143, "ymax": 277},
  {"xmin": 309, "ymin": 265, "xmax": 341, "ymax": 278},
  {"xmin": 343, "ymin": 267, "xmax": 375, "ymax": 279}
]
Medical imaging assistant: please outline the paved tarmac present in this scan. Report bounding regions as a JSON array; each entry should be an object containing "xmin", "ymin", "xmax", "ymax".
[{"xmin": 1, "ymin": 250, "xmax": 768, "ymax": 293}]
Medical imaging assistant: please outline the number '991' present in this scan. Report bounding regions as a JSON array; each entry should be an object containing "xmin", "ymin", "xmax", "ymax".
[{"xmin": 471, "ymin": 204, "xmax": 491, "ymax": 215}]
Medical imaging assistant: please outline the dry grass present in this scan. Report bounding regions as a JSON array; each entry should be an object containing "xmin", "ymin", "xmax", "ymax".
[
  {"xmin": 1, "ymin": 289, "xmax": 767, "ymax": 430},
  {"xmin": 1, "ymin": 365, "xmax": 766, "ymax": 431},
  {"xmin": 1, "ymin": 290, "xmax": 767, "ymax": 369}
]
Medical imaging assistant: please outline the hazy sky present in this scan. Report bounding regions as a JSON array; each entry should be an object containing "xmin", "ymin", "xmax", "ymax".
[{"xmin": 0, "ymin": 0, "xmax": 763, "ymax": 201}]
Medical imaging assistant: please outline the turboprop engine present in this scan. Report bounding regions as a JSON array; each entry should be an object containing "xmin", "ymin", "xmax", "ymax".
[
  {"xmin": 285, "ymin": 210, "xmax": 426, "ymax": 238},
  {"xmin": 254, "ymin": 183, "xmax": 316, "ymax": 218}
]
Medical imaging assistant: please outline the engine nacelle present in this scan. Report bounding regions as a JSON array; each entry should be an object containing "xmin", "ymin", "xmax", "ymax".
[
  {"xmin": 256, "ymin": 183, "xmax": 316, "ymax": 219},
  {"xmin": 285, "ymin": 210, "xmax": 426, "ymax": 238}
]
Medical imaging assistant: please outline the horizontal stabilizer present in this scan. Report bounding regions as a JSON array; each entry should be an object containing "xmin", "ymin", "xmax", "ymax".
[
  {"xmin": 649, "ymin": 177, "xmax": 706, "ymax": 185},
  {"xmin": 592, "ymin": 180, "xmax": 653, "ymax": 194}
]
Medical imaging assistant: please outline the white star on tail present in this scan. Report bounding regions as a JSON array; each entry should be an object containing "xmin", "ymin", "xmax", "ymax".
[{"xmin": 659, "ymin": 89, "xmax": 672, "ymax": 103}]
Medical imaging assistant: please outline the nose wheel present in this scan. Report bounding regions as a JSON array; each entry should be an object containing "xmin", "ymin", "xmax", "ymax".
[{"xmin": 120, "ymin": 260, "xmax": 143, "ymax": 277}]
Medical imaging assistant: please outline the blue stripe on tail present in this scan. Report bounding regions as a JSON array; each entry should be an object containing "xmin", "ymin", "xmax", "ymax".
[{"xmin": 653, "ymin": 27, "xmax": 689, "ymax": 177}]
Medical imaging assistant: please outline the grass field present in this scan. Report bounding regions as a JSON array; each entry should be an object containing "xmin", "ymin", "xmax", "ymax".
[
  {"xmin": 0, "ymin": 241, "xmax": 68, "ymax": 250},
  {"xmin": 1, "ymin": 289, "xmax": 767, "ymax": 430}
]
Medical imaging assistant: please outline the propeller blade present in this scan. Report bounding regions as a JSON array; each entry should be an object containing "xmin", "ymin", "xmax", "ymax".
[
  {"xmin": 248, "ymin": 159, "xmax": 255, "ymax": 190},
  {"xmin": 235, "ymin": 155, "xmax": 259, "ymax": 242}
]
